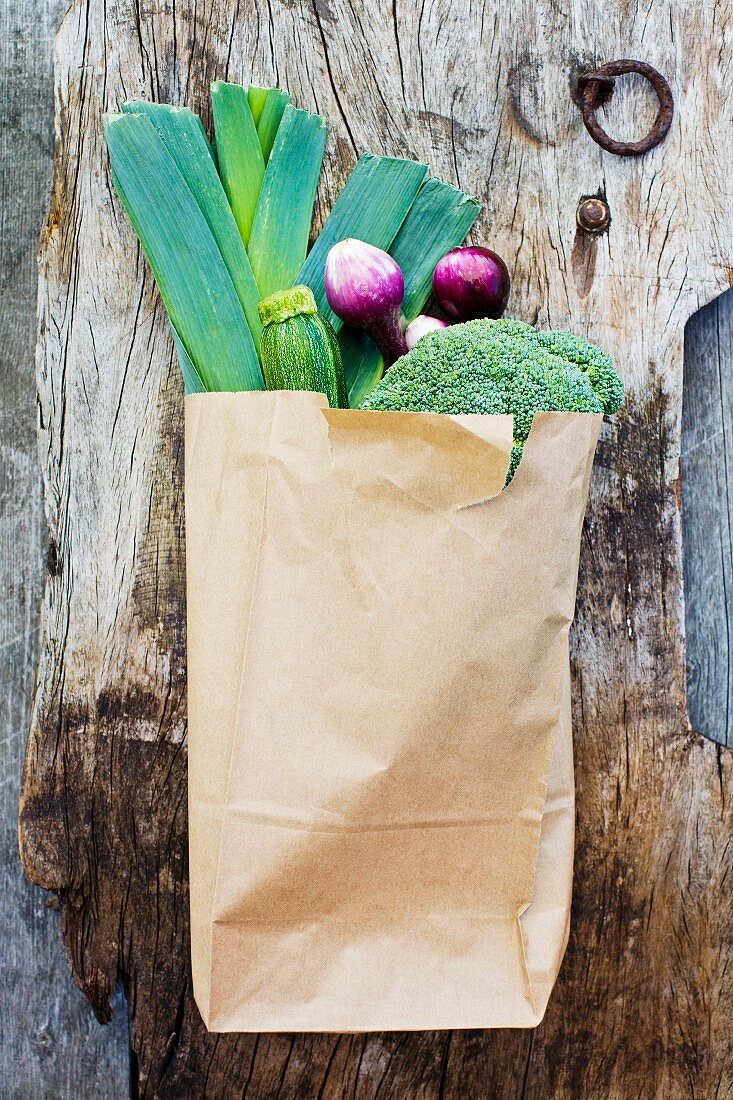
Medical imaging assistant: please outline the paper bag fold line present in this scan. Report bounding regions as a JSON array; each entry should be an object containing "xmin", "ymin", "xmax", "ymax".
[{"xmin": 323, "ymin": 408, "xmax": 514, "ymax": 512}]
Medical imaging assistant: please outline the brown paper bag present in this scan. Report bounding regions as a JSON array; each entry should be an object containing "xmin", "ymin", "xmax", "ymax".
[{"xmin": 185, "ymin": 390, "xmax": 601, "ymax": 1032}]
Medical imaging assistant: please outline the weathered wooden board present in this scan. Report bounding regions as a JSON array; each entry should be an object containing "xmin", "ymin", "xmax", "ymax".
[
  {"xmin": 682, "ymin": 289, "xmax": 733, "ymax": 748},
  {"xmin": 0, "ymin": 0, "xmax": 130, "ymax": 1094},
  {"xmin": 18, "ymin": 1, "xmax": 733, "ymax": 1097}
]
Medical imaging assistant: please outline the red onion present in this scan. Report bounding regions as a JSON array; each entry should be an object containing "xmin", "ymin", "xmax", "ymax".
[
  {"xmin": 405, "ymin": 315, "xmax": 449, "ymax": 350},
  {"xmin": 432, "ymin": 246, "xmax": 510, "ymax": 322},
  {"xmin": 324, "ymin": 239, "xmax": 408, "ymax": 366}
]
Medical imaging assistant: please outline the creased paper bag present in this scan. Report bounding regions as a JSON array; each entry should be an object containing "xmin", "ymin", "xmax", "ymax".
[{"xmin": 185, "ymin": 390, "xmax": 601, "ymax": 1033}]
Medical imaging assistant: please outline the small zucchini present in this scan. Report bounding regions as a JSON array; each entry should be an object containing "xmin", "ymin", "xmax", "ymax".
[{"xmin": 258, "ymin": 285, "xmax": 348, "ymax": 408}]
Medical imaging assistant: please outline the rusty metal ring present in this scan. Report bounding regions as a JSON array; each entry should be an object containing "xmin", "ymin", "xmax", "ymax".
[{"xmin": 578, "ymin": 59, "xmax": 674, "ymax": 156}]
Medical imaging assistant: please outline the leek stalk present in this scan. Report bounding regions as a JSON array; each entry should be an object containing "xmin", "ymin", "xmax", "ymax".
[
  {"xmin": 121, "ymin": 101, "xmax": 263, "ymax": 348},
  {"xmin": 256, "ymin": 88, "xmax": 292, "ymax": 161},
  {"xmin": 342, "ymin": 176, "xmax": 481, "ymax": 406},
  {"xmin": 297, "ymin": 154, "xmax": 428, "ymax": 329},
  {"xmin": 105, "ymin": 112, "xmax": 262, "ymax": 392},
  {"xmin": 211, "ymin": 81, "xmax": 265, "ymax": 246},
  {"xmin": 248, "ymin": 105, "xmax": 327, "ymax": 299}
]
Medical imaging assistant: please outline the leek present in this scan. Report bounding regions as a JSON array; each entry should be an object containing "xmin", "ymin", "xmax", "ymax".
[
  {"xmin": 105, "ymin": 113, "xmax": 262, "ymax": 392},
  {"xmin": 121, "ymin": 101, "xmax": 263, "ymax": 348},
  {"xmin": 342, "ymin": 176, "xmax": 481, "ymax": 407},
  {"xmin": 298, "ymin": 154, "xmax": 428, "ymax": 329},
  {"xmin": 256, "ymin": 88, "xmax": 291, "ymax": 161},
  {"xmin": 211, "ymin": 81, "xmax": 265, "ymax": 246},
  {"xmin": 248, "ymin": 105, "xmax": 327, "ymax": 299},
  {"xmin": 171, "ymin": 321, "xmax": 206, "ymax": 393},
  {"xmin": 247, "ymin": 84, "xmax": 269, "ymax": 125},
  {"xmin": 395, "ymin": 177, "xmax": 480, "ymax": 318}
]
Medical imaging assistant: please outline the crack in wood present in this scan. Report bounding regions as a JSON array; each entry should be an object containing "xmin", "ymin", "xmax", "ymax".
[{"xmin": 17, "ymin": 0, "xmax": 733, "ymax": 1096}]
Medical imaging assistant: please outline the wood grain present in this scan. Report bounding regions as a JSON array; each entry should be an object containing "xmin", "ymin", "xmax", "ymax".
[
  {"xmin": 682, "ymin": 289, "xmax": 733, "ymax": 748},
  {"xmin": 18, "ymin": 0, "xmax": 733, "ymax": 1097},
  {"xmin": 0, "ymin": 0, "xmax": 129, "ymax": 1095}
]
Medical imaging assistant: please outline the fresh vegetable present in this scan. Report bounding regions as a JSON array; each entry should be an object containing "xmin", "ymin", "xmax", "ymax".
[
  {"xmin": 361, "ymin": 318, "xmax": 623, "ymax": 480},
  {"xmin": 325, "ymin": 239, "xmax": 408, "ymax": 366},
  {"xmin": 258, "ymin": 285, "xmax": 348, "ymax": 409},
  {"xmin": 248, "ymin": 105, "xmax": 327, "ymax": 299},
  {"xmin": 256, "ymin": 89, "xmax": 292, "ymax": 161},
  {"xmin": 405, "ymin": 315, "xmax": 448, "ymax": 349},
  {"xmin": 395, "ymin": 181, "xmax": 482, "ymax": 320},
  {"xmin": 104, "ymin": 112, "xmax": 263, "ymax": 393},
  {"xmin": 105, "ymin": 81, "xmax": 481, "ymax": 401},
  {"xmin": 123, "ymin": 100, "xmax": 215, "ymax": 164},
  {"xmin": 432, "ymin": 245, "xmax": 510, "ymax": 321},
  {"xmin": 171, "ymin": 323, "xmax": 206, "ymax": 394},
  {"xmin": 299, "ymin": 154, "xmax": 428, "ymax": 325},
  {"xmin": 211, "ymin": 81, "xmax": 265, "ymax": 247},
  {"xmin": 121, "ymin": 101, "xmax": 264, "ymax": 350},
  {"xmin": 247, "ymin": 84, "xmax": 270, "ymax": 125},
  {"xmin": 337, "ymin": 176, "xmax": 481, "ymax": 407}
]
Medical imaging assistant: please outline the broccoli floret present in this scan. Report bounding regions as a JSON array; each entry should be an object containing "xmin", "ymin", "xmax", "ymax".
[
  {"xmin": 536, "ymin": 329, "xmax": 623, "ymax": 415},
  {"xmin": 360, "ymin": 318, "xmax": 622, "ymax": 480}
]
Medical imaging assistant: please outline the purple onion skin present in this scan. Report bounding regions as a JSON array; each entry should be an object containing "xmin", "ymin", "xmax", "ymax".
[
  {"xmin": 432, "ymin": 246, "xmax": 510, "ymax": 322},
  {"xmin": 325, "ymin": 238, "xmax": 408, "ymax": 366},
  {"xmin": 369, "ymin": 313, "xmax": 409, "ymax": 366}
]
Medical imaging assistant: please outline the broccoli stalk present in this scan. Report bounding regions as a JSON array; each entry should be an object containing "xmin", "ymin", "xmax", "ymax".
[{"xmin": 360, "ymin": 318, "xmax": 623, "ymax": 480}]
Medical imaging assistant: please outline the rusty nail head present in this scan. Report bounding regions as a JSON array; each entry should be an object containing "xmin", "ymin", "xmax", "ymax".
[{"xmin": 577, "ymin": 196, "xmax": 611, "ymax": 233}]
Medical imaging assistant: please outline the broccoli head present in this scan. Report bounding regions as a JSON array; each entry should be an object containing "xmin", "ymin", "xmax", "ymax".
[{"xmin": 360, "ymin": 318, "xmax": 623, "ymax": 479}]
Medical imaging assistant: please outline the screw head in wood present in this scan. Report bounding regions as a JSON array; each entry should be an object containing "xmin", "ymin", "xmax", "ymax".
[{"xmin": 577, "ymin": 196, "xmax": 611, "ymax": 234}]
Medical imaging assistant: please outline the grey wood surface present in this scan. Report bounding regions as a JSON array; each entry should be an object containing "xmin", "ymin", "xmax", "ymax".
[
  {"xmin": 0, "ymin": 0, "xmax": 129, "ymax": 1095},
  {"xmin": 682, "ymin": 289, "xmax": 733, "ymax": 749},
  {"xmin": 1, "ymin": 0, "xmax": 732, "ymax": 1094}
]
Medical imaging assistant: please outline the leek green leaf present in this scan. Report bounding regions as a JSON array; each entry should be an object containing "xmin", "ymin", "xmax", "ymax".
[
  {"xmin": 343, "ymin": 176, "xmax": 481, "ymax": 407},
  {"xmin": 394, "ymin": 177, "xmax": 480, "ymax": 317},
  {"xmin": 339, "ymin": 328, "xmax": 383, "ymax": 409},
  {"xmin": 247, "ymin": 84, "xmax": 270, "ymax": 125},
  {"xmin": 298, "ymin": 154, "xmax": 428, "ymax": 329},
  {"xmin": 211, "ymin": 81, "xmax": 265, "ymax": 246},
  {"xmin": 170, "ymin": 321, "xmax": 206, "ymax": 394},
  {"xmin": 121, "ymin": 101, "xmax": 263, "ymax": 348},
  {"xmin": 105, "ymin": 112, "xmax": 263, "ymax": 392},
  {"xmin": 122, "ymin": 100, "xmax": 215, "ymax": 160},
  {"xmin": 248, "ymin": 105, "xmax": 327, "ymax": 299},
  {"xmin": 256, "ymin": 88, "xmax": 291, "ymax": 161}
]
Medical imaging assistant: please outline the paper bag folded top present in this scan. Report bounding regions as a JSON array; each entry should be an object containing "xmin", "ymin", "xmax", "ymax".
[{"xmin": 185, "ymin": 390, "xmax": 601, "ymax": 1032}]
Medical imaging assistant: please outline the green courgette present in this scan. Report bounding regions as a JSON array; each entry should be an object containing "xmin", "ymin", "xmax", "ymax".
[{"xmin": 258, "ymin": 285, "xmax": 348, "ymax": 409}]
